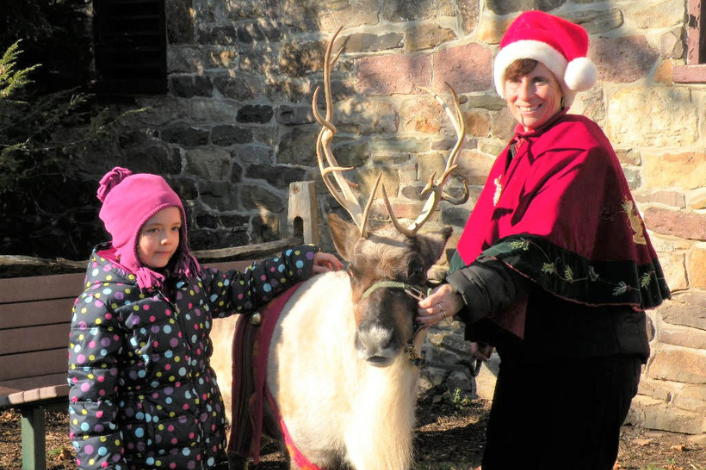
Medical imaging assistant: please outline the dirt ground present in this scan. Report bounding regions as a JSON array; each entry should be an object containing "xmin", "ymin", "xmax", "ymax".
[{"xmin": 1, "ymin": 397, "xmax": 705, "ymax": 470}]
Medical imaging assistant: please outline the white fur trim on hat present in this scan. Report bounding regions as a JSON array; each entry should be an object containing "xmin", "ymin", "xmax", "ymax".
[{"xmin": 494, "ymin": 39, "xmax": 568, "ymax": 99}]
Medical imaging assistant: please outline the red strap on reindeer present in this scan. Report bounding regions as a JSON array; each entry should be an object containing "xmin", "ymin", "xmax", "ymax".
[{"xmin": 227, "ymin": 282, "xmax": 303, "ymax": 464}]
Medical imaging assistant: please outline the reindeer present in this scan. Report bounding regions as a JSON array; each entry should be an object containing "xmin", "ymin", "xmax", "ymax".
[{"xmin": 210, "ymin": 27, "xmax": 467, "ymax": 470}]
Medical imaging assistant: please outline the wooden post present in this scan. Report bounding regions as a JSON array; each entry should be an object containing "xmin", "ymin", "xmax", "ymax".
[
  {"xmin": 287, "ymin": 181, "xmax": 319, "ymax": 245},
  {"xmin": 21, "ymin": 405, "xmax": 46, "ymax": 470}
]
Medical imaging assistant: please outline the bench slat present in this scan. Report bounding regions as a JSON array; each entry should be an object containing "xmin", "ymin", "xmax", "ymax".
[
  {"xmin": 0, "ymin": 348, "xmax": 67, "ymax": 381},
  {"xmin": 0, "ymin": 298, "xmax": 74, "ymax": 329},
  {"xmin": 0, "ymin": 323, "xmax": 70, "ymax": 356},
  {"xmin": 0, "ymin": 384, "xmax": 69, "ymax": 408},
  {"xmin": 0, "ymin": 271, "xmax": 85, "ymax": 304}
]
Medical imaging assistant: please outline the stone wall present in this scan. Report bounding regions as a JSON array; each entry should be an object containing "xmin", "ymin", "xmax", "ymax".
[{"xmin": 120, "ymin": 0, "xmax": 705, "ymax": 436}]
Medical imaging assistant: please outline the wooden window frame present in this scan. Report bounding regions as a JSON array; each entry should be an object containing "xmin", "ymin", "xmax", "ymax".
[{"xmin": 674, "ymin": 0, "xmax": 706, "ymax": 82}]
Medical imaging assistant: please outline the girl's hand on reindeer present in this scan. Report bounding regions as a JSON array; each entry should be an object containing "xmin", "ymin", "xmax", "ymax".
[
  {"xmin": 416, "ymin": 283, "xmax": 463, "ymax": 326},
  {"xmin": 311, "ymin": 252, "xmax": 344, "ymax": 274}
]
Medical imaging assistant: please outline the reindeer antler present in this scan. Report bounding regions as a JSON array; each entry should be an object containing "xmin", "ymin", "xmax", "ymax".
[
  {"xmin": 313, "ymin": 27, "xmax": 380, "ymax": 238},
  {"xmin": 381, "ymin": 84, "xmax": 469, "ymax": 237},
  {"xmin": 314, "ymin": 28, "xmax": 468, "ymax": 239}
]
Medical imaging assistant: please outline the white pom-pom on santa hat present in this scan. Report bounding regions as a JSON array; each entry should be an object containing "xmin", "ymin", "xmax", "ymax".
[
  {"xmin": 565, "ymin": 56, "xmax": 598, "ymax": 92},
  {"xmin": 494, "ymin": 11, "xmax": 597, "ymax": 106}
]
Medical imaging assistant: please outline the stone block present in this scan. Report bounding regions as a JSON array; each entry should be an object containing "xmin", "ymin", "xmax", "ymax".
[
  {"xmin": 634, "ymin": 0, "xmax": 684, "ymax": 29},
  {"xmin": 162, "ymin": 125, "xmax": 210, "ymax": 147},
  {"xmin": 405, "ymin": 24, "xmax": 456, "ymax": 53},
  {"xmin": 644, "ymin": 151, "xmax": 706, "ymax": 191},
  {"xmin": 198, "ymin": 180, "xmax": 240, "ymax": 212},
  {"xmin": 647, "ymin": 348, "xmax": 706, "ymax": 384},
  {"xmin": 212, "ymin": 125, "xmax": 255, "ymax": 146},
  {"xmin": 455, "ymin": 149, "xmax": 495, "ymax": 186},
  {"xmin": 567, "ymin": 8, "xmax": 623, "ymax": 35},
  {"xmin": 233, "ymin": 145, "xmax": 272, "ymax": 166},
  {"xmin": 381, "ymin": 0, "xmax": 454, "ymax": 22},
  {"xmin": 458, "ymin": 1, "xmax": 480, "ymax": 35},
  {"xmin": 274, "ymin": 105, "xmax": 314, "ymax": 126},
  {"xmin": 633, "ymin": 189, "xmax": 686, "ymax": 209},
  {"xmin": 185, "ymin": 147, "xmax": 232, "ymax": 180},
  {"xmin": 659, "ymin": 324, "xmax": 706, "ymax": 350},
  {"xmin": 246, "ymin": 164, "xmax": 307, "ymax": 189},
  {"xmin": 337, "ymin": 32, "xmax": 404, "ymax": 54},
  {"xmin": 240, "ymin": 184, "xmax": 286, "ymax": 213},
  {"xmin": 356, "ymin": 54, "xmax": 432, "ymax": 96},
  {"xmin": 642, "ymin": 404, "xmax": 703, "ymax": 434},
  {"xmin": 432, "ymin": 44, "xmax": 493, "ymax": 94},
  {"xmin": 133, "ymin": 97, "xmax": 190, "ymax": 127},
  {"xmin": 166, "ymin": 0, "xmax": 194, "ymax": 44},
  {"xmin": 637, "ymin": 377, "xmax": 678, "ymax": 402},
  {"xmin": 170, "ymin": 75, "xmax": 214, "ymax": 98},
  {"xmin": 168, "ymin": 47, "xmax": 203, "ymax": 74},
  {"xmin": 615, "ymin": 148, "xmax": 642, "ymax": 166},
  {"xmin": 239, "ymin": 44, "xmax": 280, "ymax": 76},
  {"xmin": 656, "ymin": 251, "xmax": 688, "ymax": 292},
  {"xmin": 336, "ymin": 98, "xmax": 398, "ymax": 135},
  {"xmin": 197, "ymin": 25, "xmax": 238, "ymax": 45},
  {"xmin": 280, "ymin": 40, "xmax": 326, "ymax": 78},
  {"xmin": 213, "ymin": 74, "xmax": 262, "ymax": 101},
  {"xmin": 282, "ymin": 0, "xmax": 378, "ymax": 32},
  {"xmin": 476, "ymin": 15, "xmax": 514, "ymax": 45},
  {"xmin": 250, "ymin": 212, "xmax": 282, "ymax": 244},
  {"xmin": 607, "ymin": 87, "xmax": 697, "ymax": 146},
  {"xmin": 690, "ymin": 190, "xmax": 706, "ymax": 210},
  {"xmin": 592, "ymin": 36, "xmax": 659, "ymax": 84},
  {"xmin": 660, "ymin": 292, "xmax": 706, "ymax": 331},
  {"xmin": 189, "ymin": 99, "xmax": 239, "ymax": 124},
  {"xmin": 643, "ymin": 207, "xmax": 706, "ymax": 241},
  {"xmin": 275, "ymin": 128, "xmax": 319, "ymax": 166},
  {"xmin": 236, "ymin": 19, "xmax": 283, "ymax": 43},
  {"xmin": 486, "ymin": 0, "xmax": 566, "ymax": 16},
  {"xmin": 690, "ymin": 245, "xmax": 706, "ymax": 290},
  {"xmin": 441, "ymin": 205, "xmax": 473, "ymax": 229},
  {"xmin": 237, "ymin": 105, "xmax": 274, "ymax": 124},
  {"xmin": 672, "ymin": 384, "xmax": 706, "ymax": 413}
]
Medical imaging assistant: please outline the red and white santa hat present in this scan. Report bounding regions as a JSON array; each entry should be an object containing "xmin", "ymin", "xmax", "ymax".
[{"xmin": 494, "ymin": 10, "xmax": 598, "ymax": 106}]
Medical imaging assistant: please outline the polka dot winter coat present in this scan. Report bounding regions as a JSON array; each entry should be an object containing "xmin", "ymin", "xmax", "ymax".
[{"xmin": 68, "ymin": 243, "xmax": 319, "ymax": 470}]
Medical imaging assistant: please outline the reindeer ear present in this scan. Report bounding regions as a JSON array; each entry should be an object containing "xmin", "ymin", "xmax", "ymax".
[
  {"xmin": 417, "ymin": 226, "xmax": 453, "ymax": 267},
  {"xmin": 327, "ymin": 213, "xmax": 360, "ymax": 262}
]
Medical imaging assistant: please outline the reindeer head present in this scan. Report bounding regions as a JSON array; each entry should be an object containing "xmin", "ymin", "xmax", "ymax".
[{"xmin": 313, "ymin": 27, "xmax": 467, "ymax": 367}]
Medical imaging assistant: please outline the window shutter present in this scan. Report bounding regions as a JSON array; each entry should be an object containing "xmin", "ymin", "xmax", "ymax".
[{"xmin": 93, "ymin": 0, "xmax": 166, "ymax": 94}]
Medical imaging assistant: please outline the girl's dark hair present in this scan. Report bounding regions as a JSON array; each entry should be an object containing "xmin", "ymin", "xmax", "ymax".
[{"xmin": 505, "ymin": 59, "xmax": 538, "ymax": 81}]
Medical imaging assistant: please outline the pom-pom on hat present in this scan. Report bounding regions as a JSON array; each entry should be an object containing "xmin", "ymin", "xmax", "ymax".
[
  {"xmin": 494, "ymin": 10, "xmax": 598, "ymax": 106},
  {"xmin": 97, "ymin": 167, "xmax": 200, "ymax": 289}
]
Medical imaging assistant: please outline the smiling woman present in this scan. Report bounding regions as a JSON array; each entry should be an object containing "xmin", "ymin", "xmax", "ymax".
[
  {"xmin": 503, "ymin": 60, "xmax": 563, "ymax": 131},
  {"xmin": 418, "ymin": 10, "xmax": 670, "ymax": 470}
]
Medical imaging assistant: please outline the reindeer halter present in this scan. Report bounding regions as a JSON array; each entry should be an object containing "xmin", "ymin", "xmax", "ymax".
[{"xmin": 361, "ymin": 280, "xmax": 433, "ymax": 368}]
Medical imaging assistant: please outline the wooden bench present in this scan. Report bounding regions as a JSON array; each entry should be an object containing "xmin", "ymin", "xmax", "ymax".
[{"xmin": 0, "ymin": 182, "xmax": 318, "ymax": 470}]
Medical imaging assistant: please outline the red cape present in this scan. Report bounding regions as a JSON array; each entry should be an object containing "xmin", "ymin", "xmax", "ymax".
[{"xmin": 456, "ymin": 113, "xmax": 669, "ymax": 316}]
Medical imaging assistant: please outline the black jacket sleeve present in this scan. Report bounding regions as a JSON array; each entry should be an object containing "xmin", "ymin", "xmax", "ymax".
[{"xmin": 446, "ymin": 258, "xmax": 530, "ymax": 326}]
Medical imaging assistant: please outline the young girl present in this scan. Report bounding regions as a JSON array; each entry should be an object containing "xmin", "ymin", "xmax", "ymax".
[{"xmin": 68, "ymin": 167, "xmax": 342, "ymax": 470}]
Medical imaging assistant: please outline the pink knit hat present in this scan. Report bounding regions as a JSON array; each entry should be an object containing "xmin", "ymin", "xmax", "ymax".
[
  {"xmin": 97, "ymin": 167, "xmax": 200, "ymax": 289},
  {"xmin": 494, "ymin": 11, "xmax": 598, "ymax": 106}
]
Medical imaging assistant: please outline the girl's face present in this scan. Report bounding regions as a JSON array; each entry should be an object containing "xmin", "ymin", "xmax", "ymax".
[
  {"xmin": 504, "ymin": 62, "xmax": 563, "ymax": 131},
  {"xmin": 137, "ymin": 206, "xmax": 182, "ymax": 269}
]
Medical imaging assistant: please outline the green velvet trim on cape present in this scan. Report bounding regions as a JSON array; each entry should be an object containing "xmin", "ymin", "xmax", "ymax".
[{"xmin": 473, "ymin": 235, "xmax": 669, "ymax": 310}]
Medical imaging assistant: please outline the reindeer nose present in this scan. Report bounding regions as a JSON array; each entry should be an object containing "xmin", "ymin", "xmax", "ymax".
[{"xmin": 355, "ymin": 322, "xmax": 398, "ymax": 366}]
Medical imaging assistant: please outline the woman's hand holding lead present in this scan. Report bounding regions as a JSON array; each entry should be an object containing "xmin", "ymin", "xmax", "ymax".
[{"xmin": 416, "ymin": 283, "xmax": 463, "ymax": 327}]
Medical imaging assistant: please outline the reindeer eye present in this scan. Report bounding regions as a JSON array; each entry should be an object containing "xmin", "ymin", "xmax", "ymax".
[{"xmin": 408, "ymin": 260, "xmax": 426, "ymax": 283}]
